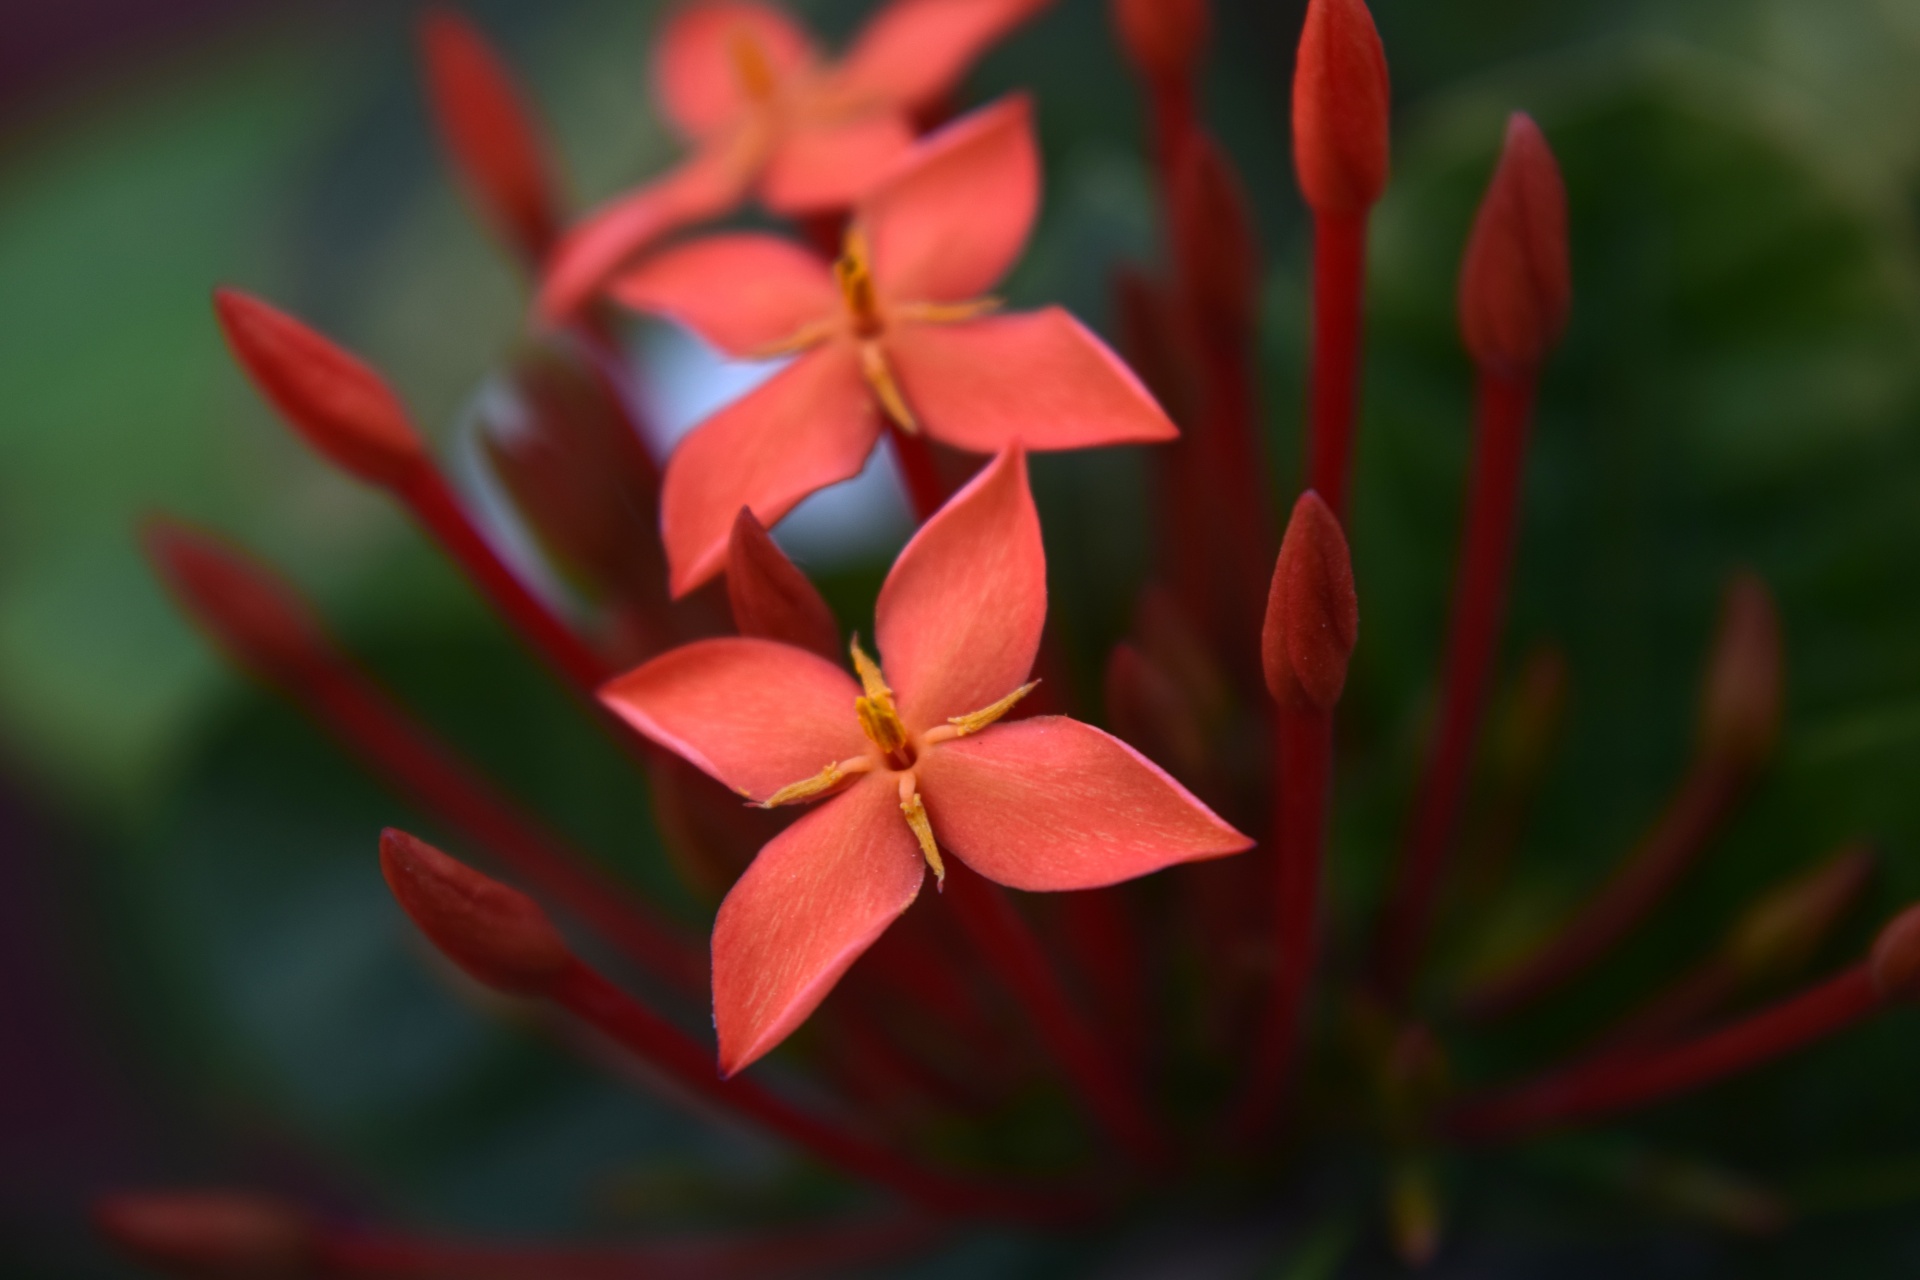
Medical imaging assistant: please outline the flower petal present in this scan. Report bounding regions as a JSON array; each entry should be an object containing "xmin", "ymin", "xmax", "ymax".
[
  {"xmin": 918, "ymin": 716, "xmax": 1252, "ymax": 891},
  {"xmin": 662, "ymin": 345, "xmax": 879, "ymax": 596},
  {"xmin": 833, "ymin": 0, "xmax": 1049, "ymax": 112},
  {"xmin": 653, "ymin": 0, "xmax": 816, "ymax": 141},
  {"xmin": 886, "ymin": 306, "xmax": 1178, "ymax": 452},
  {"xmin": 536, "ymin": 144, "xmax": 753, "ymax": 321},
  {"xmin": 713, "ymin": 774, "xmax": 924, "ymax": 1073},
  {"xmin": 608, "ymin": 233, "xmax": 838, "ymax": 356},
  {"xmin": 759, "ymin": 113, "xmax": 918, "ymax": 214},
  {"xmin": 863, "ymin": 95, "xmax": 1038, "ymax": 303},
  {"xmin": 876, "ymin": 446, "xmax": 1044, "ymax": 728},
  {"xmin": 599, "ymin": 637, "xmax": 867, "ymax": 799}
]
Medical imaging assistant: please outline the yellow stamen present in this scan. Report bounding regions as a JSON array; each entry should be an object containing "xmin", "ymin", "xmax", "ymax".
[
  {"xmin": 946, "ymin": 681, "xmax": 1040, "ymax": 737},
  {"xmin": 833, "ymin": 225, "xmax": 883, "ymax": 336},
  {"xmin": 729, "ymin": 29, "xmax": 778, "ymax": 100},
  {"xmin": 900, "ymin": 785, "xmax": 945, "ymax": 883},
  {"xmin": 860, "ymin": 341, "xmax": 919, "ymax": 433},
  {"xmin": 893, "ymin": 296, "xmax": 1004, "ymax": 325},
  {"xmin": 757, "ymin": 759, "xmax": 862, "ymax": 808},
  {"xmin": 850, "ymin": 635, "xmax": 913, "ymax": 765},
  {"xmin": 744, "ymin": 318, "xmax": 837, "ymax": 360}
]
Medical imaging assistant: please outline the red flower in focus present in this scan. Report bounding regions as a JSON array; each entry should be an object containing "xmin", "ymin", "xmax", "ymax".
[
  {"xmin": 617, "ymin": 97, "xmax": 1179, "ymax": 594},
  {"xmin": 602, "ymin": 447, "xmax": 1249, "ymax": 1073},
  {"xmin": 539, "ymin": 0, "xmax": 1049, "ymax": 316}
]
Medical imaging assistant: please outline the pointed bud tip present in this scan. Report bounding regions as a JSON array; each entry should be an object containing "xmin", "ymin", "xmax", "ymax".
[
  {"xmin": 213, "ymin": 288, "xmax": 425, "ymax": 489},
  {"xmin": 140, "ymin": 517, "xmax": 326, "ymax": 680},
  {"xmin": 1292, "ymin": 0, "xmax": 1391, "ymax": 216},
  {"xmin": 1725, "ymin": 844, "xmax": 1876, "ymax": 978},
  {"xmin": 1698, "ymin": 571, "xmax": 1783, "ymax": 771},
  {"xmin": 1111, "ymin": 0, "xmax": 1210, "ymax": 83},
  {"xmin": 726, "ymin": 508, "xmax": 841, "ymax": 659},
  {"xmin": 1264, "ymin": 490, "xmax": 1359, "ymax": 710},
  {"xmin": 1458, "ymin": 112, "xmax": 1570, "ymax": 373},
  {"xmin": 379, "ymin": 828, "xmax": 571, "ymax": 995},
  {"xmin": 94, "ymin": 1191, "xmax": 316, "ymax": 1275},
  {"xmin": 1871, "ymin": 901, "xmax": 1920, "ymax": 1003}
]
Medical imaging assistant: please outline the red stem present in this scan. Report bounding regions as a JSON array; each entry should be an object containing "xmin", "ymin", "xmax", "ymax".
[
  {"xmin": 1372, "ymin": 365, "xmax": 1539, "ymax": 1004},
  {"xmin": 1584, "ymin": 955, "xmax": 1745, "ymax": 1060},
  {"xmin": 1229, "ymin": 704, "xmax": 1333, "ymax": 1137},
  {"xmin": 885, "ymin": 422, "xmax": 953, "ymax": 524},
  {"xmin": 395, "ymin": 466, "xmax": 616, "ymax": 695},
  {"xmin": 1305, "ymin": 211, "xmax": 1368, "ymax": 517},
  {"xmin": 321, "ymin": 1215, "xmax": 937, "ymax": 1279},
  {"xmin": 1447, "ymin": 966, "xmax": 1883, "ymax": 1142},
  {"xmin": 1457, "ymin": 758, "xmax": 1746, "ymax": 1022},
  {"xmin": 943, "ymin": 864, "xmax": 1171, "ymax": 1168},
  {"xmin": 1146, "ymin": 75, "xmax": 1197, "ymax": 197},
  {"xmin": 545, "ymin": 959, "xmax": 1076, "ymax": 1220},
  {"xmin": 295, "ymin": 661, "xmax": 706, "ymax": 997}
]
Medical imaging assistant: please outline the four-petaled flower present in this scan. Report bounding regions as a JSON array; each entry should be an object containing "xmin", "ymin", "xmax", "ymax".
[
  {"xmin": 613, "ymin": 96, "xmax": 1179, "ymax": 595},
  {"xmin": 539, "ymin": 0, "xmax": 1049, "ymax": 317},
  {"xmin": 602, "ymin": 448, "xmax": 1251, "ymax": 1074}
]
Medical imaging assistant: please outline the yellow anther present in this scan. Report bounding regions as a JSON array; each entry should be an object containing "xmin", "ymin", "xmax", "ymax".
[
  {"xmin": 893, "ymin": 296, "xmax": 1004, "ymax": 325},
  {"xmin": 744, "ymin": 318, "xmax": 837, "ymax": 360},
  {"xmin": 850, "ymin": 635, "xmax": 913, "ymax": 765},
  {"xmin": 757, "ymin": 761, "xmax": 848, "ymax": 808},
  {"xmin": 860, "ymin": 342, "xmax": 919, "ymax": 433},
  {"xmin": 946, "ymin": 681, "xmax": 1040, "ymax": 737},
  {"xmin": 833, "ymin": 226, "xmax": 883, "ymax": 335},
  {"xmin": 849, "ymin": 635, "xmax": 893, "ymax": 703},
  {"xmin": 729, "ymin": 28, "xmax": 778, "ymax": 100},
  {"xmin": 900, "ymin": 789, "xmax": 945, "ymax": 883}
]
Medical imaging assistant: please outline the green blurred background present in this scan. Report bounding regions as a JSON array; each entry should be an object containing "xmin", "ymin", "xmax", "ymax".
[{"xmin": 3, "ymin": 0, "xmax": 1920, "ymax": 1274}]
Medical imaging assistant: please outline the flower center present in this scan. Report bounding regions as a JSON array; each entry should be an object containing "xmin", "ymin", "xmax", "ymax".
[
  {"xmin": 832, "ymin": 227, "xmax": 885, "ymax": 339},
  {"xmin": 850, "ymin": 636, "xmax": 916, "ymax": 769},
  {"xmin": 728, "ymin": 29, "xmax": 779, "ymax": 102}
]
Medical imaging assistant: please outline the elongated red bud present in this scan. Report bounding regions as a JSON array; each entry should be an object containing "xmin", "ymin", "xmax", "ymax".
[
  {"xmin": 380, "ymin": 828, "xmax": 571, "ymax": 995},
  {"xmin": 1696, "ymin": 571, "xmax": 1783, "ymax": 771},
  {"xmin": 94, "ymin": 1191, "xmax": 317, "ymax": 1277},
  {"xmin": 1870, "ymin": 902, "xmax": 1920, "ymax": 1002},
  {"xmin": 142, "ymin": 518, "xmax": 328, "ymax": 683},
  {"xmin": 421, "ymin": 9, "xmax": 561, "ymax": 264},
  {"xmin": 1458, "ymin": 113, "xmax": 1570, "ymax": 373},
  {"xmin": 1263, "ymin": 490, "xmax": 1359, "ymax": 710},
  {"xmin": 727, "ymin": 508, "xmax": 840, "ymax": 660},
  {"xmin": 1292, "ymin": 0, "xmax": 1390, "ymax": 215},
  {"xmin": 1170, "ymin": 133, "xmax": 1260, "ymax": 342},
  {"xmin": 1724, "ymin": 844, "xmax": 1874, "ymax": 980},
  {"xmin": 1111, "ymin": 0, "xmax": 1210, "ymax": 83},
  {"xmin": 213, "ymin": 289, "xmax": 426, "ymax": 489}
]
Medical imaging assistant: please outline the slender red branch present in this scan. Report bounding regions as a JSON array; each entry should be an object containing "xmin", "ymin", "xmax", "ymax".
[
  {"xmin": 1447, "ymin": 966, "xmax": 1884, "ymax": 1142},
  {"xmin": 547, "ymin": 960, "xmax": 1071, "ymax": 1219},
  {"xmin": 944, "ymin": 863, "xmax": 1172, "ymax": 1168},
  {"xmin": 1372, "ymin": 366, "xmax": 1537, "ymax": 1003},
  {"xmin": 1305, "ymin": 210, "xmax": 1368, "ymax": 515},
  {"xmin": 1457, "ymin": 757, "xmax": 1745, "ymax": 1022},
  {"xmin": 1231, "ymin": 703, "xmax": 1333, "ymax": 1136}
]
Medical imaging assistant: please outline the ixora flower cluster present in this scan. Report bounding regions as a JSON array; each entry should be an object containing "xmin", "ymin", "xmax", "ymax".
[{"xmin": 102, "ymin": 0, "xmax": 1920, "ymax": 1274}]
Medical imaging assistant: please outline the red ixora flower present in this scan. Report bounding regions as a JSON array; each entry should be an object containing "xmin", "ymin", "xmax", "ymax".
[
  {"xmin": 616, "ymin": 96, "xmax": 1179, "ymax": 595},
  {"xmin": 539, "ymin": 0, "xmax": 1049, "ymax": 317},
  {"xmin": 602, "ymin": 447, "xmax": 1251, "ymax": 1074}
]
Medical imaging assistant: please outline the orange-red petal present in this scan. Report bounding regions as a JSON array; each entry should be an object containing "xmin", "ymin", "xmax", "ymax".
[
  {"xmin": 875, "ymin": 446, "xmax": 1045, "ymax": 729},
  {"xmin": 608, "ymin": 232, "xmax": 838, "ymax": 356},
  {"xmin": 652, "ymin": 0, "xmax": 816, "ymax": 141},
  {"xmin": 536, "ymin": 144, "xmax": 753, "ymax": 321},
  {"xmin": 885, "ymin": 307, "xmax": 1177, "ymax": 453},
  {"xmin": 864, "ymin": 95, "xmax": 1038, "ymax": 303},
  {"xmin": 713, "ymin": 774, "xmax": 924, "ymax": 1073},
  {"xmin": 834, "ymin": 0, "xmax": 1050, "ymax": 111},
  {"xmin": 599, "ymin": 637, "xmax": 868, "ymax": 799},
  {"xmin": 917, "ymin": 716, "xmax": 1252, "ymax": 891},
  {"xmin": 661, "ymin": 345, "xmax": 880, "ymax": 596},
  {"xmin": 759, "ymin": 112, "xmax": 918, "ymax": 214}
]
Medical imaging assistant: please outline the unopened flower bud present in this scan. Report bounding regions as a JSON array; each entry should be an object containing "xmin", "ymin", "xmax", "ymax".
[
  {"xmin": 142, "ymin": 518, "xmax": 329, "ymax": 684},
  {"xmin": 213, "ymin": 289, "xmax": 427, "ymax": 489},
  {"xmin": 1723, "ymin": 844, "xmax": 1875, "ymax": 981},
  {"xmin": 1458, "ymin": 113, "xmax": 1570, "ymax": 374},
  {"xmin": 1170, "ymin": 133, "xmax": 1260, "ymax": 344},
  {"xmin": 1263, "ymin": 490, "xmax": 1359, "ymax": 711},
  {"xmin": 727, "ymin": 508, "xmax": 840, "ymax": 660},
  {"xmin": 1291, "ymin": 0, "xmax": 1390, "ymax": 216},
  {"xmin": 379, "ymin": 828, "xmax": 572, "ymax": 996},
  {"xmin": 420, "ymin": 9, "xmax": 561, "ymax": 264},
  {"xmin": 1696, "ymin": 571, "xmax": 1783, "ymax": 772},
  {"xmin": 1870, "ymin": 901, "xmax": 1920, "ymax": 1003},
  {"xmin": 1111, "ymin": 0, "xmax": 1209, "ymax": 84},
  {"xmin": 94, "ymin": 1190, "xmax": 317, "ymax": 1278}
]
